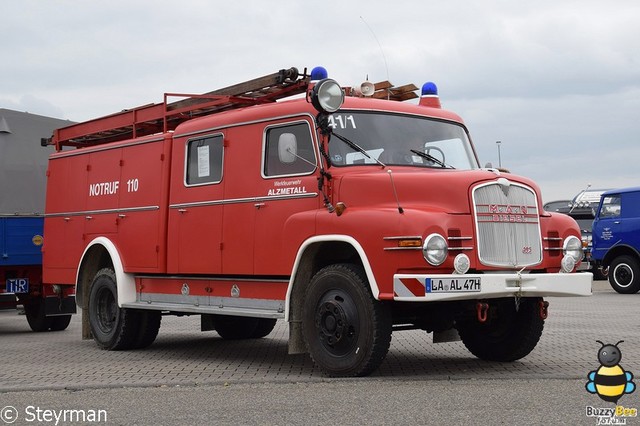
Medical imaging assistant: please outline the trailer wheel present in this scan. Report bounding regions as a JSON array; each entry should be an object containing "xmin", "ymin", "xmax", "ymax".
[
  {"xmin": 88, "ymin": 268, "xmax": 139, "ymax": 350},
  {"xmin": 302, "ymin": 264, "xmax": 392, "ymax": 377},
  {"xmin": 608, "ymin": 255, "xmax": 640, "ymax": 294},
  {"xmin": 25, "ymin": 299, "xmax": 52, "ymax": 332},
  {"xmin": 214, "ymin": 315, "xmax": 259, "ymax": 339},
  {"xmin": 456, "ymin": 297, "xmax": 544, "ymax": 362}
]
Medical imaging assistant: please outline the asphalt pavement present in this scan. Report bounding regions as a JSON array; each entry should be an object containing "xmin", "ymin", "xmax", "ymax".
[{"xmin": 1, "ymin": 280, "xmax": 638, "ymax": 425}]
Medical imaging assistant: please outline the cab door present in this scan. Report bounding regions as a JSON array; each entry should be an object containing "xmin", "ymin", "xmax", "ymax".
[
  {"xmin": 592, "ymin": 193, "xmax": 622, "ymax": 258},
  {"xmin": 253, "ymin": 119, "xmax": 321, "ymax": 276}
]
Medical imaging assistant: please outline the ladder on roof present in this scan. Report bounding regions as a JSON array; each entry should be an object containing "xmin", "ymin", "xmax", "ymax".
[{"xmin": 43, "ymin": 67, "xmax": 309, "ymax": 151}]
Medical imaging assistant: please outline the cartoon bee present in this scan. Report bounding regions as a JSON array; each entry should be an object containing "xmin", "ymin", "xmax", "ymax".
[{"xmin": 586, "ymin": 340, "xmax": 636, "ymax": 403}]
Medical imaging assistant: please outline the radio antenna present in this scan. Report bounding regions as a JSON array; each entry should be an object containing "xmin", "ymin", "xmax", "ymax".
[
  {"xmin": 387, "ymin": 169, "xmax": 404, "ymax": 214},
  {"xmin": 360, "ymin": 16, "xmax": 390, "ymax": 98}
]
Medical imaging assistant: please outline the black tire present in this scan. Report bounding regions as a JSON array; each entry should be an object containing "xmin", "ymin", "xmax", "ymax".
[
  {"xmin": 88, "ymin": 268, "xmax": 140, "ymax": 350},
  {"xmin": 251, "ymin": 318, "xmax": 277, "ymax": 338},
  {"xmin": 214, "ymin": 315, "xmax": 259, "ymax": 339},
  {"xmin": 25, "ymin": 298, "xmax": 53, "ymax": 332},
  {"xmin": 608, "ymin": 255, "xmax": 640, "ymax": 294},
  {"xmin": 302, "ymin": 263, "xmax": 392, "ymax": 377},
  {"xmin": 456, "ymin": 297, "xmax": 544, "ymax": 362},
  {"xmin": 132, "ymin": 310, "xmax": 162, "ymax": 349},
  {"xmin": 50, "ymin": 315, "xmax": 72, "ymax": 331}
]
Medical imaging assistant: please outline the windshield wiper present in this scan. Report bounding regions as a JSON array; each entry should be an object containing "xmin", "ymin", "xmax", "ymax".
[
  {"xmin": 332, "ymin": 132, "xmax": 386, "ymax": 167},
  {"xmin": 410, "ymin": 149, "xmax": 453, "ymax": 169}
]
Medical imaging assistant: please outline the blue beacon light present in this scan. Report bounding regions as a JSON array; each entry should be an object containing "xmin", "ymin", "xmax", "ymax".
[
  {"xmin": 419, "ymin": 81, "xmax": 441, "ymax": 108},
  {"xmin": 421, "ymin": 82, "xmax": 438, "ymax": 96},
  {"xmin": 310, "ymin": 66, "xmax": 328, "ymax": 81}
]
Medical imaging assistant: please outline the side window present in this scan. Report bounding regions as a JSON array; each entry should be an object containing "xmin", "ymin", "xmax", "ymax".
[
  {"xmin": 186, "ymin": 135, "xmax": 223, "ymax": 185},
  {"xmin": 264, "ymin": 122, "xmax": 316, "ymax": 177},
  {"xmin": 599, "ymin": 195, "xmax": 621, "ymax": 218}
]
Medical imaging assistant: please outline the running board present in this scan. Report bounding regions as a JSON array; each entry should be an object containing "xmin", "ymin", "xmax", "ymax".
[{"xmin": 121, "ymin": 301, "xmax": 285, "ymax": 319}]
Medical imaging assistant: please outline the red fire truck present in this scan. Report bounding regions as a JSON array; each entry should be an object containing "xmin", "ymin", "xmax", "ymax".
[{"xmin": 42, "ymin": 66, "xmax": 591, "ymax": 376}]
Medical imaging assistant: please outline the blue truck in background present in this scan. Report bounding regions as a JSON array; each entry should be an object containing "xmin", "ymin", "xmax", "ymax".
[
  {"xmin": 591, "ymin": 186, "xmax": 640, "ymax": 294},
  {"xmin": 0, "ymin": 108, "xmax": 76, "ymax": 331}
]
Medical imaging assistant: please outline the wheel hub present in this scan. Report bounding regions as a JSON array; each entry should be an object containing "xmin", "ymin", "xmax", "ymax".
[
  {"xmin": 614, "ymin": 264, "xmax": 633, "ymax": 287},
  {"xmin": 316, "ymin": 300, "xmax": 348, "ymax": 346},
  {"xmin": 96, "ymin": 288, "xmax": 117, "ymax": 332}
]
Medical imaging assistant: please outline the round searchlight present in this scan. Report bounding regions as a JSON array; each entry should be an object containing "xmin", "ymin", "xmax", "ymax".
[{"xmin": 311, "ymin": 78, "xmax": 344, "ymax": 114}]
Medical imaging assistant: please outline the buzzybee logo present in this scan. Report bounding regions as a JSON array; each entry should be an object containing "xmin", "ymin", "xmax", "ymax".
[
  {"xmin": 586, "ymin": 340, "xmax": 636, "ymax": 403},
  {"xmin": 585, "ymin": 341, "xmax": 637, "ymax": 425}
]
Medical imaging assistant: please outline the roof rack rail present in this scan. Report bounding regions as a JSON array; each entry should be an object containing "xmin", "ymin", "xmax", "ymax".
[{"xmin": 43, "ymin": 67, "xmax": 309, "ymax": 151}]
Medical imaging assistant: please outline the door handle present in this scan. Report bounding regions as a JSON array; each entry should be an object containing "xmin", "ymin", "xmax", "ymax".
[{"xmin": 254, "ymin": 203, "xmax": 266, "ymax": 209}]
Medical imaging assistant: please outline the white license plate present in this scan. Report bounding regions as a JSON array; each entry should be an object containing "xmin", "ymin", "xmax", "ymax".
[{"xmin": 426, "ymin": 277, "xmax": 481, "ymax": 293}]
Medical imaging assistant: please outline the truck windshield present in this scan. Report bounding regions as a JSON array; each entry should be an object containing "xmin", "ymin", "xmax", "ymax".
[{"xmin": 326, "ymin": 111, "xmax": 478, "ymax": 170}]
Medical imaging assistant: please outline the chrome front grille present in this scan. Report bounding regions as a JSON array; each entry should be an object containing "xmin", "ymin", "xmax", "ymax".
[{"xmin": 473, "ymin": 180, "xmax": 542, "ymax": 267}]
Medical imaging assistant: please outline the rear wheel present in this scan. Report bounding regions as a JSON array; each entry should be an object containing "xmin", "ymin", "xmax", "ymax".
[
  {"xmin": 88, "ymin": 268, "xmax": 140, "ymax": 350},
  {"xmin": 25, "ymin": 298, "xmax": 52, "ymax": 332},
  {"xmin": 456, "ymin": 297, "xmax": 544, "ymax": 362},
  {"xmin": 302, "ymin": 263, "xmax": 392, "ymax": 377},
  {"xmin": 132, "ymin": 310, "xmax": 162, "ymax": 349},
  {"xmin": 608, "ymin": 255, "xmax": 640, "ymax": 294}
]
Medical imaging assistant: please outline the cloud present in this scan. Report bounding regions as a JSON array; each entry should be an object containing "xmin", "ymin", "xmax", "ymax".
[{"xmin": 1, "ymin": 0, "xmax": 639, "ymax": 202}]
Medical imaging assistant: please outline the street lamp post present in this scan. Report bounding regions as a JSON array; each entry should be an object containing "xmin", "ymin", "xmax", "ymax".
[{"xmin": 496, "ymin": 140, "xmax": 502, "ymax": 168}]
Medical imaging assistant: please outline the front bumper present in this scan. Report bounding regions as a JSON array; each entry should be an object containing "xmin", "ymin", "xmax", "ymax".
[{"xmin": 393, "ymin": 272, "xmax": 592, "ymax": 302}]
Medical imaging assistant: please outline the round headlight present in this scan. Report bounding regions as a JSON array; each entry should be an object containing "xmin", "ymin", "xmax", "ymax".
[
  {"xmin": 423, "ymin": 233, "xmax": 448, "ymax": 266},
  {"xmin": 563, "ymin": 235, "xmax": 583, "ymax": 263},
  {"xmin": 311, "ymin": 78, "xmax": 344, "ymax": 113}
]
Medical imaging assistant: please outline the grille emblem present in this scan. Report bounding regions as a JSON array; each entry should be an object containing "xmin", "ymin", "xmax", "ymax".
[{"xmin": 497, "ymin": 177, "xmax": 511, "ymax": 197}]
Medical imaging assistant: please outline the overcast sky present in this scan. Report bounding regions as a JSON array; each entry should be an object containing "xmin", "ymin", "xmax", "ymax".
[{"xmin": 2, "ymin": 0, "xmax": 639, "ymax": 203}]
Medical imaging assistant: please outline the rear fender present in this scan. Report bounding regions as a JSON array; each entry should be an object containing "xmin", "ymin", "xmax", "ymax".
[{"xmin": 77, "ymin": 237, "xmax": 135, "ymax": 307}]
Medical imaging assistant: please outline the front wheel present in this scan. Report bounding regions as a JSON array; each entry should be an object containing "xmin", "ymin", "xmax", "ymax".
[
  {"xmin": 608, "ymin": 255, "xmax": 640, "ymax": 294},
  {"xmin": 214, "ymin": 315, "xmax": 259, "ymax": 339},
  {"xmin": 456, "ymin": 297, "xmax": 544, "ymax": 362},
  {"xmin": 50, "ymin": 314, "xmax": 72, "ymax": 331},
  {"xmin": 302, "ymin": 264, "xmax": 392, "ymax": 377},
  {"xmin": 251, "ymin": 318, "xmax": 277, "ymax": 338}
]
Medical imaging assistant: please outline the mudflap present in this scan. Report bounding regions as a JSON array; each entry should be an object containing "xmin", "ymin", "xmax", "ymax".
[{"xmin": 44, "ymin": 295, "xmax": 77, "ymax": 316}]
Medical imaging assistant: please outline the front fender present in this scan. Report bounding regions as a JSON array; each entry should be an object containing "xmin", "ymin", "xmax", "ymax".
[{"xmin": 284, "ymin": 234, "xmax": 378, "ymax": 321}]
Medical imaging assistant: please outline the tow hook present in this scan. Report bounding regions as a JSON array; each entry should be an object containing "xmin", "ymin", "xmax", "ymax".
[
  {"xmin": 476, "ymin": 302, "xmax": 489, "ymax": 323},
  {"xmin": 539, "ymin": 300, "xmax": 549, "ymax": 320}
]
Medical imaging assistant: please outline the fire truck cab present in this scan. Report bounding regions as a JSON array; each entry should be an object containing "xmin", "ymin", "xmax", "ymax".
[{"xmin": 43, "ymin": 66, "xmax": 591, "ymax": 376}]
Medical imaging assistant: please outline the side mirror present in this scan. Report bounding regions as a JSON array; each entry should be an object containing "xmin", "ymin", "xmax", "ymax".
[{"xmin": 278, "ymin": 133, "xmax": 297, "ymax": 164}]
